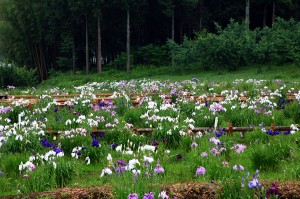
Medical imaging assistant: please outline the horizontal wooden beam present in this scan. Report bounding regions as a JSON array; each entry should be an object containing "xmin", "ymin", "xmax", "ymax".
[{"xmin": 45, "ymin": 124, "xmax": 293, "ymax": 137}]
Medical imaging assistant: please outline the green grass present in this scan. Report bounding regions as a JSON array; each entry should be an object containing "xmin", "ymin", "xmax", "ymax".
[
  {"xmin": 38, "ymin": 64, "xmax": 300, "ymax": 89},
  {"xmin": 1, "ymin": 63, "xmax": 299, "ymax": 95}
]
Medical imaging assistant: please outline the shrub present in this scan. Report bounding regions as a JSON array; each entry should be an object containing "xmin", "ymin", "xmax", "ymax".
[
  {"xmin": 0, "ymin": 62, "xmax": 37, "ymax": 88},
  {"xmin": 169, "ymin": 18, "xmax": 300, "ymax": 71},
  {"xmin": 134, "ymin": 44, "xmax": 170, "ymax": 66}
]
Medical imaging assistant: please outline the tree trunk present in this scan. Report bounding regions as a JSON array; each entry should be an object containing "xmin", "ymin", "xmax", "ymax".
[
  {"xmin": 245, "ymin": 0, "xmax": 250, "ymax": 30},
  {"xmin": 72, "ymin": 36, "xmax": 76, "ymax": 75},
  {"xmin": 97, "ymin": 16, "xmax": 102, "ymax": 74},
  {"xmin": 85, "ymin": 18, "xmax": 89, "ymax": 74},
  {"xmin": 172, "ymin": 9, "xmax": 175, "ymax": 41},
  {"xmin": 31, "ymin": 43, "xmax": 48, "ymax": 81},
  {"xmin": 199, "ymin": 0, "xmax": 203, "ymax": 31},
  {"xmin": 296, "ymin": 0, "xmax": 300, "ymax": 20},
  {"xmin": 126, "ymin": 8, "xmax": 130, "ymax": 73},
  {"xmin": 263, "ymin": 5, "xmax": 267, "ymax": 27},
  {"xmin": 39, "ymin": 43, "xmax": 48, "ymax": 80},
  {"xmin": 180, "ymin": 22, "xmax": 183, "ymax": 43},
  {"xmin": 171, "ymin": 8, "xmax": 175, "ymax": 67},
  {"xmin": 272, "ymin": 0, "xmax": 276, "ymax": 25}
]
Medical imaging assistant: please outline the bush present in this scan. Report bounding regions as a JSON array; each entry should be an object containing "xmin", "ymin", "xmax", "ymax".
[
  {"xmin": 169, "ymin": 18, "xmax": 300, "ymax": 71},
  {"xmin": 134, "ymin": 44, "xmax": 171, "ymax": 66},
  {"xmin": 0, "ymin": 62, "xmax": 37, "ymax": 88}
]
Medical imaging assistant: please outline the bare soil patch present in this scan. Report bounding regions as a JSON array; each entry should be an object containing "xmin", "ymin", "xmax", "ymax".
[{"xmin": 1, "ymin": 180, "xmax": 299, "ymax": 199}]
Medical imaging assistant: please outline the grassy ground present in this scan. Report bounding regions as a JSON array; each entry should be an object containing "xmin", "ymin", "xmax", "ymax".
[{"xmin": 38, "ymin": 64, "xmax": 300, "ymax": 89}]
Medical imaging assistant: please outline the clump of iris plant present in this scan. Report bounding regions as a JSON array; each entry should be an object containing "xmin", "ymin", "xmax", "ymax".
[
  {"xmin": 110, "ymin": 143, "xmax": 117, "ymax": 150},
  {"xmin": 158, "ymin": 190, "xmax": 169, "ymax": 199},
  {"xmin": 248, "ymin": 175, "xmax": 262, "ymax": 189},
  {"xmin": 40, "ymin": 139, "xmax": 64, "ymax": 156},
  {"xmin": 176, "ymin": 154, "xmax": 182, "ymax": 160},
  {"xmin": 142, "ymin": 192, "xmax": 154, "ymax": 199},
  {"xmin": 266, "ymin": 130, "xmax": 281, "ymax": 136},
  {"xmin": 128, "ymin": 193, "xmax": 139, "ymax": 199},
  {"xmin": 233, "ymin": 165, "xmax": 245, "ymax": 171},
  {"xmin": 191, "ymin": 142, "xmax": 198, "ymax": 148},
  {"xmin": 92, "ymin": 138, "xmax": 100, "ymax": 147},
  {"xmin": 154, "ymin": 162, "xmax": 165, "ymax": 174},
  {"xmin": 196, "ymin": 166, "xmax": 206, "ymax": 175},
  {"xmin": 267, "ymin": 183, "xmax": 281, "ymax": 198}
]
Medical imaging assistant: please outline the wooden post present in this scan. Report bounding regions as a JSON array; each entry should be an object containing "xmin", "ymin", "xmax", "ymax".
[
  {"xmin": 93, "ymin": 126, "xmax": 97, "ymax": 131},
  {"xmin": 271, "ymin": 123, "xmax": 276, "ymax": 132},
  {"xmin": 228, "ymin": 122, "xmax": 233, "ymax": 136}
]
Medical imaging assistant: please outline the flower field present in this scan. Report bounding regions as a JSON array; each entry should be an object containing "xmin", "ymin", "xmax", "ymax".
[{"xmin": 1, "ymin": 78, "xmax": 300, "ymax": 198}]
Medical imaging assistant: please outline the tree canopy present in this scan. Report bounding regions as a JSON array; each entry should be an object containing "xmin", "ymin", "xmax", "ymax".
[{"xmin": 0, "ymin": 0, "xmax": 299, "ymax": 80}]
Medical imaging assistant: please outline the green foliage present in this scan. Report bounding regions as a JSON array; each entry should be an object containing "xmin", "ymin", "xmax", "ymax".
[
  {"xmin": 6, "ymin": 105, "xmax": 24, "ymax": 124},
  {"xmin": 82, "ymin": 142, "xmax": 110, "ymax": 164},
  {"xmin": 284, "ymin": 101, "xmax": 300, "ymax": 124},
  {"xmin": 114, "ymin": 96, "xmax": 131, "ymax": 116},
  {"xmin": 134, "ymin": 44, "xmax": 170, "ymax": 66},
  {"xmin": 53, "ymin": 159, "xmax": 77, "ymax": 188},
  {"xmin": 220, "ymin": 179, "xmax": 255, "ymax": 199},
  {"xmin": 123, "ymin": 107, "xmax": 144, "ymax": 126},
  {"xmin": 0, "ymin": 63, "xmax": 37, "ymax": 88},
  {"xmin": 19, "ymin": 159, "xmax": 77, "ymax": 193},
  {"xmin": 104, "ymin": 128, "xmax": 132, "ymax": 147},
  {"xmin": 1, "ymin": 154, "xmax": 28, "ymax": 177},
  {"xmin": 108, "ymin": 52, "xmax": 134, "ymax": 70},
  {"xmin": 60, "ymin": 135, "xmax": 90, "ymax": 155},
  {"xmin": 250, "ymin": 139, "xmax": 291, "ymax": 171},
  {"xmin": 57, "ymin": 36, "xmax": 73, "ymax": 70},
  {"xmin": 170, "ymin": 18, "xmax": 300, "ymax": 71},
  {"xmin": 0, "ymin": 131, "xmax": 43, "ymax": 154}
]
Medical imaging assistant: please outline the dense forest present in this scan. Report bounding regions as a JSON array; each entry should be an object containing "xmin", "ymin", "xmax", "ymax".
[{"xmin": 0, "ymin": 0, "xmax": 300, "ymax": 81}]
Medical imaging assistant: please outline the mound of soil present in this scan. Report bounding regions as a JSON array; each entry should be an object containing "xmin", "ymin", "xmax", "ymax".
[
  {"xmin": 1, "ymin": 185, "xmax": 114, "ymax": 199},
  {"xmin": 1, "ymin": 180, "xmax": 300, "ymax": 199}
]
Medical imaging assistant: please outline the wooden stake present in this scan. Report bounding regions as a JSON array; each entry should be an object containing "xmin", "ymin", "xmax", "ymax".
[
  {"xmin": 228, "ymin": 122, "xmax": 233, "ymax": 136},
  {"xmin": 271, "ymin": 123, "xmax": 276, "ymax": 132}
]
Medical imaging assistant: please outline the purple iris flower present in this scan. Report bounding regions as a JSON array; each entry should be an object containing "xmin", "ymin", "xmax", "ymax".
[
  {"xmin": 110, "ymin": 143, "xmax": 117, "ymax": 150},
  {"xmin": 216, "ymin": 132, "xmax": 222, "ymax": 137},
  {"xmin": 176, "ymin": 154, "xmax": 183, "ymax": 160},
  {"xmin": 142, "ymin": 192, "xmax": 154, "ymax": 199},
  {"xmin": 154, "ymin": 162, "xmax": 165, "ymax": 174},
  {"xmin": 128, "ymin": 193, "xmax": 139, "ymax": 199},
  {"xmin": 53, "ymin": 147, "xmax": 63, "ymax": 154},
  {"xmin": 98, "ymin": 102, "xmax": 106, "ymax": 107},
  {"xmin": 152, "ymin": 139, "xmax": 159, "ymax": 146},
  {"xmin": 248, "ymin": 175, "xmax": 261, "ymax": 188},
  {"xmin": 92, "ymin": 138, "xmax": 99, "ymax": 147},
  {"xmin": 40, "ymin": 139, "xmax": 54, "ymax": 148},
  {"xmin": 267, "ymin": 183, "xmax": 281, "ymax": 198},
  {"xmin": 116, "ymin": 166, "xmax": 125, "ymax": 175},
  {"xmin": 116, "ymin": 160, "xmax": 126, "ymax": 166},
  {"xmin": 40, "ymin": 139, "xmax": 53, "ymax": 147},
  {"xmin": 196, "ymin": 166, "xmax": 206, "ymax": 175}
]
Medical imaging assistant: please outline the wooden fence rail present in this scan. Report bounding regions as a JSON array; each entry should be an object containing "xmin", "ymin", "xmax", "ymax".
[
  {"xmin": 0, "ymin": 92, "xmax": 298, "ymax": 107},
  {"xmin": 45, "ymin": 123, "xmax": 293, "ymax": 137}
]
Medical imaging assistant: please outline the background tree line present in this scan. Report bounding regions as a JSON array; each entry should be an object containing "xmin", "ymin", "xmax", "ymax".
[{"xmin": 0, "ymin": 0, "xmax": 299, "ymax": 81}]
